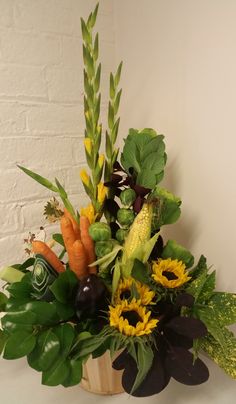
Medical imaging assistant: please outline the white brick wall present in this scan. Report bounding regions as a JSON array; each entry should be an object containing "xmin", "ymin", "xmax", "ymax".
[{"xmin": 0, "ymin": 0, "xmax": 115, "ymax": 267}]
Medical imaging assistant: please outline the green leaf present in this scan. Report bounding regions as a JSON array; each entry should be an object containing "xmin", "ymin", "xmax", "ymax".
[
  {"xmin": 52, "ymin": 301, "xmax": 75, "ymax": 321},
  {"xmin": 54, "ymin": 323, "xmax": 76, "ymax": 358},
  {"xmin": 108, "ymin": 102, "xmax": 114, "ymax": 130},
  {"xmin": 111, "ymin": 117, "xmax": 120, "ymax": 144},
  {"xmin": 73, "ymin": 334, "xmax": 108, "ymax": 360},
  {"xmin": 151, "ymin": 187, "xmax": 181, "ymax": 228},
  {"xmin": 0, "ymin": 292, "xmax": 8, "ymax": 311},
  {"xmin": 0, "ymin": 329, "xmax": 8, "ymax": 355},
  {"xmin": 28, "ymin": 329, "xmax": 60, "ymax": 371},
  {"xmin": 93, "ymin": 32, "xmax": 99, "ymax": 61},
  {"xmin": 196, "ymin": 307, "xmax": 228, "ymax": 351},
  {"xmin": 42, "ymin": 359, "xmax": 70, "ymax": 386},
  {"xmin": 197, "ymin": 271, "xmax": 216, "ymax": 303},
  {"xmin": 114, "ymin": 61, "xmax": 123, "ymax": 86},
  {"xmin": 112, "ymin": 259, "xmax": 121, "ymax": 299},
  {"xmin": 121, "ymin": 129, "xmax": 166, "ymax": 189},
  {"xmin": 22, "ymin": 301, "xmax": 59, "ymax": 325},
  {"xmin": 52, "ymin": 233, "xmax": 65, "ymax": 247},
  {"xmin": 189, "ymin": 255, "xmax": 208, "ymax": 279},
  {"xmin": 200, "ymin": 328, "xmax": 236, "ymax": 379},
  {"xmin": 110, "ymin": 73, "xmax": 115, "ymax": 99},
  {"xmin": 131, "ymin": 259, "xmax": 151, "ymax": 285},
  {"xmin": 18, "ymin": 165, "xmax": 58, "ymax": 192},
  {"xmin": 94, "ymin": 63, "xmax": 101, "ymax": 93},
  {"xmin": 87, "ymin": 3, "xmax": 99, "ymax": 28},
  {"xmin": 50, "ymin": 270, "xmax": 78, "ymax": 304},
  {"xmin": 162, "ymin": 240, "xmax": 194, "ymax": 268},
  {"xmin": 186, "ymin": 270, "xmax": 207, "ymax": 301},
  {"xmin": 4, "ymin": 330, "xmax": 36, "ymax": 359},
  {"xmin": 206, "ymin": 292, "xmax": 236, "ymax": 326},
  {"xmin": 19, "ymin": 258, "xmax": 35, "ymax": 271},
  {"xmin": 130, "ymin": 343, "xmax": 154, "ymax": 394},
  {"xmin": 80, "ymin": 18, "xmax": 91, "ymax": 44},
  {"xmin": 0, "ymin": 266, "xmax": 25, "ymax": 284},
  {"xmin": 106, "ymin": 131, "xmax": 112, "ymax": 158},
  {"xmin": 114, "ymin": 89, "xmax": 122, "ymax": 115},
  {"xmin": 62, "ymin": 359, "xmax": 83, "ymax": 387}
]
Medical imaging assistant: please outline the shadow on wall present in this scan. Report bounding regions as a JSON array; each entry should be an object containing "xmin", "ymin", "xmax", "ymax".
[{"xmin": 161, "ymin": 156, "xmax": 201, "ymax": 252}]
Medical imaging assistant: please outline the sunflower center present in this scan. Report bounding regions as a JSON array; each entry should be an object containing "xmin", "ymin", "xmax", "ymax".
[
  {"xmin": 162, "ymin": 270, "xmax": 178, "ymax": 281},
  {"xmin": 122, "ymin": 310, "xmax": 142, "ymax": 326},
  {"xmin": 120, "ymin": 289, "xmax": 131, "ymax": 300}
]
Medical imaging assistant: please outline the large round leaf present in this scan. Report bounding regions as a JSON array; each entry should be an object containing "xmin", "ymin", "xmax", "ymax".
[
  {"xmin": 3, "ymin": 330, "xmax": 36, "ymax": 359},
  {"xmin": 165, "ymin": 347, "xmax": 209, "ymax": 385}
]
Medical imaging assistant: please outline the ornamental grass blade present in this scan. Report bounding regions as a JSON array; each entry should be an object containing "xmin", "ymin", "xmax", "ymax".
[
  {"xmin": 130, "ymin": 344, "xmax": 154, "ymax": 395},
  {"xmin": 18, "ymin": 165, "xmax": 58, "ymax": 193}
]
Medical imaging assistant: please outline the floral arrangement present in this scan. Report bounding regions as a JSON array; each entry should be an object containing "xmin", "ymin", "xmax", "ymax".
[{"xmin": 0, "ymin": 4, "xmax": 236, "ymax": 397}]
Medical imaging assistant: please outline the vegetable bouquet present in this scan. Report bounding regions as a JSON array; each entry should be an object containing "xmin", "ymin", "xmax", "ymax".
[{"xmin": 0, "ymin": 3, "xmax": 236, "ymax": 397}]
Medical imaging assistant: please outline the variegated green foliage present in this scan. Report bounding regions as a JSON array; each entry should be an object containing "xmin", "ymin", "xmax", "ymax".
[
  {"xmin": 200, "ymin": 329, "xmax": 236, "ymax": 379},
  {"xmin": 151, "ymin": 187, "xmax": 182, "ymax": 229}
]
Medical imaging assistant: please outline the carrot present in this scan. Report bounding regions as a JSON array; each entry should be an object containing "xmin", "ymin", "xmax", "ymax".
[
  {"xmin": 80, "ymin": 215, "xmax": 97, "ymax": 274},
  {"xmin": 32, "ymin": 240, "xmax": 65, "ymax": 273},
  {"xmin": 60, "ymin": 216, "xmax": 77, "ymax": 270},
  {"xmin": 64, "ymin": 208, "xmax": 80, "ymax": 240},
  {"xmin": 71, "ymin": 240, "xmax": 88, "ymax": 279}
]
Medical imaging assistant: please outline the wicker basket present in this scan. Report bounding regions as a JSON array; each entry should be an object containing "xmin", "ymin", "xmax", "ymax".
[{"xmin": 80, "ymin": 350, "xmax": 124, "ymax": 395}]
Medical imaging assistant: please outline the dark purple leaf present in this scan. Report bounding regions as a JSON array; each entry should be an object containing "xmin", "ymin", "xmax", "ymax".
[
  {"xmin": 133, "ymin": 184, "xmax": 151, "ymax": 197},
  {"xmin": 110, "ymin": 222, "xmax": 120, "ymax": 238},
  {"xmin": 176, "ymin": 293, "xmax": 195, "ymax": 308},
  {"xmin": 165, "ymin": 316, "xmax": 207, "ymax": 339},
  {"xmin": 164, "ymin": 328, "xmax": 193, "ymax": 349},
  {"xmin": 165, "ymin": 347, "xmax": 209, "ymax": 385},
  {"xmin": 113, "ymin": 161, "xmax": 124, "ymax": 171},
  {"xmin": 113, "ymin": 350, "xmax": 170, "ymax": 397},
  {"xmin": 133, "ymin": 196, "xmax": 143, "ymax": 213},
  {"xmin": 104, "ymin": 199, "xmax": 120, "ymax": 217}
]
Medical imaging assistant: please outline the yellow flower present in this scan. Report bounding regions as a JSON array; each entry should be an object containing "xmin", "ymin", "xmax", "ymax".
[
  {"xmin": 98, "ymin": 154, "xmax": 105, "ymax": 169},
  {"xmin": 97, "ymin": 182, "xmax": 107, "ymax": 204},
  {"xmin": 152, "ymin": 258, "xmax": 191, "ymax": 288},
  {"xmin": 80, "ymin": 203, "xmax": 97, "ymax": 224},
  {"xmin": 84, "ymin": 138, "xmax": 92, "ymax": 155},
  {"xmin": 109, "ymin": 299, "xmax": 158, "ymax": 337},
  {"xmin": 115, "ymin": 278, "xmax": 155, "ymax": 305},
  {"xmin": 80, "ymin": 169, "xmax": 90, "ymax": 187}
]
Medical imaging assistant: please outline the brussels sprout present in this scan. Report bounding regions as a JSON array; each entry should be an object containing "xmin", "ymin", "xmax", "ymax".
[
  {"xmin": 89, "ymin": 222, "xmax": 112, "ymax": 242},
  {"xmin": 117, "ymin": 208, "xmax": 135, "ymax": 227},
  {"xmin": 95, "ymin": 240, "xmax": 113, "ymax": 258},
  {"xmin": 116, "ymin": 228, "xmax": 128, "ymax": 243},
  {"xmin": 120, "ymin": 188, "xmax": 136, "ymax": 207}
]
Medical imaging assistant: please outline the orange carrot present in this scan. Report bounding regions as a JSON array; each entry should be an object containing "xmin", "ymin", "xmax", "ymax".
[
  {"xmin": 71, "ymin": 240, "xmax": 88, "ymax": 279},
  {"xmin": 32, "ymin": 240, "xmax": 65, "ymax": 273},
  {"xmin": 80, "ymin": 215, "xmax": 97, "ymax": 274},
  {"xmin": 64, "ymin": 208, "xmax": 81, "ymax": 240},
  {"xmin": 60, "ymin": 216, "xmax": 77, "ymax": 270}
]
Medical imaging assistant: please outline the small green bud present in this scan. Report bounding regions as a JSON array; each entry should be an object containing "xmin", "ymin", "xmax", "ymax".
[
  {"xmin": 89, "ymin": 222, "xmax": 112, "ymax": 242},
  {"xmin": 116, "ymin": 228, "xmax": 128, "ymax": 243},
  {"xmin": 95, "ymin": 241, "xmax": 113, "ymax": 258},
  {"xmin": 120, "ymin": 188, "xmax": 136, "ymax": 207},
  {"xmin": 117, "ymin": 208, "xmax": 135, "ymax": 227}
]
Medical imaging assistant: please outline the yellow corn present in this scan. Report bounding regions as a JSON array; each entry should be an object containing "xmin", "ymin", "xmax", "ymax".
[{"xmin": 123, "ymin": 203, "xmax": 153, "ymax": 258}]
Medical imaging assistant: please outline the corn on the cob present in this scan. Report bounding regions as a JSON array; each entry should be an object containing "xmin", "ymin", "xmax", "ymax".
[{"xmin": 123, "ymin": 203, "xmax": 153, "ymax": 259}]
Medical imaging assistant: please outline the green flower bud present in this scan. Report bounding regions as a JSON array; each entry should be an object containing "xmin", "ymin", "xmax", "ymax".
[
  {"xmin": 117, "ymin": 208, "xmax": 135, "ymax": 227},
  {"xmin": 95, "ymin": 240, "xmax": 113, "ymax": 258},
  {"xmin": 116, "ymin": 228, "xmax": 128, "ymax": 244},
  {"xmin": 120, "ymin": 188, "xmax": 136, "ymax": 207},
  {"xmin": 89, "ymin": 222, "xmax": 112, "ymax": 242}
]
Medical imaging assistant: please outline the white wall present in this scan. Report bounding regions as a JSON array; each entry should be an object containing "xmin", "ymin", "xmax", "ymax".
[
  {"xmin": 0, "ymin": 0, "xmax": 115, "ymax": 267},
  {"xmin": 114, "ymin": 0, "xmax": 236, "ymax": 293}
]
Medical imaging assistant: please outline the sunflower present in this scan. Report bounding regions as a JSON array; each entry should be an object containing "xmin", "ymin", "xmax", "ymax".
[
  {"xmin": 109, "ymin": 299, "xmax": 158, "ymax": 337},
  {"xmin": 152, "ymin": 258, "xmax": 191, "ymax": 288},
  {"xmin": 115, "ymin": 278, "xmax": 155, "ymax": 305}
]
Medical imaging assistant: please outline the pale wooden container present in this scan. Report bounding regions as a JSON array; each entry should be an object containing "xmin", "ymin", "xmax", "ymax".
[{"xmin": 80, "ymin": 350, "xmax": 124, "ymax": 395}]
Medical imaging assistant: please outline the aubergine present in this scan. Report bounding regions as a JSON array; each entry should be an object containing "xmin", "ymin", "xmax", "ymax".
[{"xmin": 75, "ymin": 274, "xmax": 110, "ymax": 320}]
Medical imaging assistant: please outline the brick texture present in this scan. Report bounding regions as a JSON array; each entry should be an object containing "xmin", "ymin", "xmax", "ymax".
[{"xmin": 0, "ymin": 0, "xmax": 115, "ymax": 267}]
